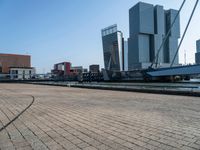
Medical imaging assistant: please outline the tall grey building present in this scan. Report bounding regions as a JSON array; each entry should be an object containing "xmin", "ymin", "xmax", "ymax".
[
  {"xmin": 128, "ymin": 2, "xmax": 180, "ymax": 70},
  {"xmin": 101, "ymin": 25, "xmax": 124, "ymax": 71},
  {"xmin": 196, "ymin": 39, "xmax": 200, "ymax": 64},
  {"xmin": 124, "ymin": 41, "xmax": 128, "ymax": 71}
]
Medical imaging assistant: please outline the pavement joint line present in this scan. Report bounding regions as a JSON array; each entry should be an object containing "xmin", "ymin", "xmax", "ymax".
[
  {"xmin": 0, "ymin": 94, "xmax": 35, "ymax": 132},
  {"xmin": 1, "ymin": 84, "xmax": 200, "ymax": 150}
]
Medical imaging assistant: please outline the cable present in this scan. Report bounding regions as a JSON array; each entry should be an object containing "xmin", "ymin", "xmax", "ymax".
[
  {"xmin": 171, "ymin": 0, "xmax": 199, "ymax": 67},
  {"xmin": 150, "ymin": 0, "xmax": 186, "ymax": 68},
  {"xmin": 0, "ymin": 95, "xmax": 35, "ymax": 132}
]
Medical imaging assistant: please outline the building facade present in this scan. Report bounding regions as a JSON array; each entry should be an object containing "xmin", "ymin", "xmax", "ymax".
[
  {"xmin": 124, "ymin": 41, "xmax": 128, "ymax": 71},
  {"xmin": 52, "ymin": 62, "xmax": 71, "ymax": 76},
  {"xmin": 196, "ymin": 39, "xmax": 200, "ymax": 64},
  {"xmin": 89, "ymin": 65, "xmax": 100, "ymax": 73},
  {"xmin": 0, "ymin": 53, "xmax": 31, "ymax": 74},
  {"xmin": 102, "ymin": 24, "xmax": 124, "ymax": 71},
  {"xmin": 128, "ymin": 2, "xmax": 180, "ymax": 70},
  {"xmin": 52, "ymin": 62, "xmax": 84, "ymax": 80},
  {"xmin": 10, "ymin": 67, "xmax": 35, "ymax": 80}
]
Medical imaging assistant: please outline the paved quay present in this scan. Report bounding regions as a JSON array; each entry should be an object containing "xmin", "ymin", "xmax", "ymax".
[
  {"xmin": 30, "ymin": 81, "xmax": 200, "ymax": 97},
  {"xmin": 0, "ymin": 84, "xmax": 200, "ymax": 150}
]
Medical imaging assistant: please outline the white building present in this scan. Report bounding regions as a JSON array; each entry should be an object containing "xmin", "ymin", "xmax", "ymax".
[{"xmin": 10, "ymin": 67, "xmax": 35, "ymax": 80}]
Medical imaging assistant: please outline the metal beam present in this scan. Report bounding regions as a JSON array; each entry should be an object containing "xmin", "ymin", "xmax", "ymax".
[{"xmin": 147, "ymin": 65, "xmax": 200, "ymax": 77}]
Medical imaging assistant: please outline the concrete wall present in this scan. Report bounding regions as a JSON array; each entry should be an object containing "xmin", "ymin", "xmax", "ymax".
[
  {"xmin": 138, "ymin": 34, "xmax": 150, "ymax": 63},
  {"xmin": 168, "ymin": 37, "xmax": 179, "ymax": 64},
  {"xmin": 195, "ymin": 40, "xmax": 200, "ymax": 64},
  {"xmin": 165, "ymin": 9, "xmax": 180, "ymax": 38},
  {"xmin": 154, "ymin": 5, "xmax": 165, "ymax": 35},
  {"xmin": 196, "ymin": 52, "xmax": 200, "ymax": 64},
  {"xmin": 129, "ymin": 2, "xmax": 154, "ymax": 36},
  {"xmin": 124, "ymin": 41, "xmax": 128, "ymax": 71},
  {"xmin": 128, "ymin": 36, "xmax": 138, "ymax": 70},
  {"xmin": 197, "ymin": 40, "xmax": 200, "ymax": 53},
  {"xmin": 0, "ymin": 54, "xmax": 31, "ymax": 74},
  {"xmin": 151, "ymin": 34, "xmax": 164, "ymax": 63}
]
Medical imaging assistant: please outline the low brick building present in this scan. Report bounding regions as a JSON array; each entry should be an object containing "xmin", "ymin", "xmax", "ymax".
[{"xmin": 0, "ymin": 53, "xmax": 31, "ymax": 74}]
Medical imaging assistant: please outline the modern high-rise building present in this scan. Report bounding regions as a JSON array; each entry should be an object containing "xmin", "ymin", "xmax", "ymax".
[
  {"xmin": 196, "ymin": 39, "xmax": 200, "ymax": 64},
  {"xmin": 101, "ymin": 24, "xmax": 124, "ymax": 71},
  {"xmin": 128, "ymin": 2, "xmax": 180, "ymax": 70},
  {"xmin": 124, "ymin": 41, "xmax": 128, "ymax": 71}
]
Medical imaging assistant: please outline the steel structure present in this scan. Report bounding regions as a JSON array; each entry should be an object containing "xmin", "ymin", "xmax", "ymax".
[{"xmin": 147, "ymin": 65, "xmax": 200, "ymax": 77}]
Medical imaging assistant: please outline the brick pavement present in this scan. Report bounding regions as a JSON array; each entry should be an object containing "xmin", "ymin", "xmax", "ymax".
[{"xmin": 0, "ymin": 83, "xmax": 200, "ymax": 150}]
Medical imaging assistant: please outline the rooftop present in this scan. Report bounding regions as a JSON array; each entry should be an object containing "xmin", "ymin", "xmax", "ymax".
[{"xmin": 0, "ymin": 53, "xmax": 30, "ymax": 57}]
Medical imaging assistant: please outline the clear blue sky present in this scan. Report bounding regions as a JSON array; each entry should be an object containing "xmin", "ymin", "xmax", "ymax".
[{"xmin": 0, "ymin": 0, "xmax": 199, "ymax": 73}]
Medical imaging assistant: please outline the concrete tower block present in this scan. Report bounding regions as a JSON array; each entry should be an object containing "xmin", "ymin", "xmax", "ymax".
[
  {"xmin": 128, "ymin": 36, "xmax": 139, "ymax": 70},
  {"xmin": 165, "ymin": 9, "xmax": 180, "ymax": 38},
  {"xmin": 151, "ymin": 34, "xmax": 164, "ymax": 63},
  {"xmin": 128, "ymin": 33, "xmax": 151, "ymax": 70},
  {"xmin": 196, "ymin": 52, "xmax": 200, "ymax": 64},
  {"xmin": 129, "ymin": 2, "xmax": 154, "ymax": 35},
  {"xmin": 168, "ymin": 37, "xmax": 179, "ymax": 64},
  {"xmin": 138, "ymin": 34, "xmax": 150, "ymax": 62},
  {"xmin": 196, "ymin": 40, "xmax": 200, "ymax": 64},
  {"xmin": 124, "ymin": 41, "xmax": 128, "ymax": 71},
  {"xmin": 196, "ymin": 40, "xmax": 200, "ymax": 53},
  {"xmin": 154, "ymin": 5, "xmax": 165, "ymax": 35}
]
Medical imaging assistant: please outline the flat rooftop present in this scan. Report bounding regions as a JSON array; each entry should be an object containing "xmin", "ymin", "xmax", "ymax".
[{"xmin": 0, "ymin": 84, "xmax": 200, "ymax": 150}]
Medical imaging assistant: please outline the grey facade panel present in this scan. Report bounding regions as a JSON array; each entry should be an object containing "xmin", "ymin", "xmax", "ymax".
[
  {"xmin": 124, "ymin": 41, "xmax": 128, "ymax": 71},
  {"xmin": 129, "ymin": 2, "xmax": 154, "ymax": 35},
  {"xmin": 128, "ymin": 37, "xmax": 139, "ymax": 70},
  {"xmin": 129, "ymin": 5, "xmax": 140, "ymax": 36},
  {"xmin": 154, "ymin": 5, "xmax": 165, "ymax": 35},
  {"xmin": 128, "ymin": 34, "xmax": 150, "ymax": 70},
  {"xmin": 138, "ymin": 34, "xmax": 150, "ymax": 63},
  {"xmin": 151, "ymin": 34, "xmax": 164, "ymax": 63},
  {"xmin": 168, "ymin": 37, "xmax": 179, "ymax": 64},
  {"xmin": 196, "ymin": 40, "xmax": 200, "ymax": 53},
  {"xmin": 165, "ymin": 9, "xmax": 180, "ymax": 38},
  {"xmin": 196, "ymin": 52, "xmax": 200, "ymax": 64}
]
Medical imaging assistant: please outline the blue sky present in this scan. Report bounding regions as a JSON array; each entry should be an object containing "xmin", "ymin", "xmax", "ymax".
[{"xmin": 0, "ymin": 0, "xmax": 199, "ymax": 73}]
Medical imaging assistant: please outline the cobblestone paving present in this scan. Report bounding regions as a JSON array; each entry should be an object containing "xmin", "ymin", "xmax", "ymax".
[{"xmin": 0, "ymin": 83, "xmax": 200, "ymax": 150}]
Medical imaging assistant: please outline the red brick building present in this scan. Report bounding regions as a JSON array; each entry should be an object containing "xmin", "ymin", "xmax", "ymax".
[{"xmin": 0, "ymin": 53, "xmax": 31, "ymax": 74}]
